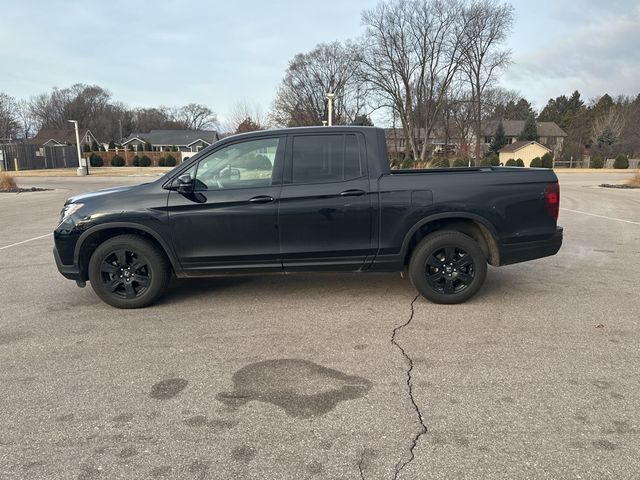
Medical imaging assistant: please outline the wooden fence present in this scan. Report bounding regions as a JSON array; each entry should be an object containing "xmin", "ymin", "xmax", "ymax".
[{"xmin": 0, "ymin": 143, "xmax": 77, "ymax": 171}]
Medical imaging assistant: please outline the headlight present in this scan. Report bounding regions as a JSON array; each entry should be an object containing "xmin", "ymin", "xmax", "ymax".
[{"xmin": 59, "ymin": 203, "xmax": 84, "ymax": 224}]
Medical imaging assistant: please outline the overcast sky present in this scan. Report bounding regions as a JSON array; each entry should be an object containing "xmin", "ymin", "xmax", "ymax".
[{"xmin": 1, "ymin": 0, "xmax": 638, "ymax": 125}]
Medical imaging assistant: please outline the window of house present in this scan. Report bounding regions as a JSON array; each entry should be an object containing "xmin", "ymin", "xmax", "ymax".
[{"xmin": 291, "ymin": 134, "xmax": 363, "ymax": 184}]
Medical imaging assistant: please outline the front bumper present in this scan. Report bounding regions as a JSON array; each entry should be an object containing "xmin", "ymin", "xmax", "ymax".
[
  {"xmin": 499, "ymin": 227, "xmax": 563, "ymax": 266},
  {"xmin": 53, "ymin": 246, "xmax": 81, "ymax": 281}
]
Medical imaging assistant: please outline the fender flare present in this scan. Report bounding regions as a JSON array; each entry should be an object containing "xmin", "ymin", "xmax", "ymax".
[
  {"xmin": 73, "ymin": 222, "xmax": 181, "ymax": 273},
  {"xmin": 400, "ymin": 212, "xmax": 500, "ymax": 261}
]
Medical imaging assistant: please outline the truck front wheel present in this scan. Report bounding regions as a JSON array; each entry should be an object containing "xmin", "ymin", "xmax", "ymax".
[
  {"xmin": 88, "ymin": 234, "xmax": 171, "ymax": 309},
  {"xmin": 409, "ymin": 231, "xmax": 487, "ymax": 304}
]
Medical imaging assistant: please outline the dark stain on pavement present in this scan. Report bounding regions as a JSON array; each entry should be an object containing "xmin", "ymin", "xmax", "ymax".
[
  {"xmin": 187, "ymin": 459, "xmax": 210, "ymax": 480},
  {"xmin": 77, "ymin": 464, "xmax": 102, "ymax": 480},
  {"xmin": 592, "ymin": 439, "xmax": 617, "ymax": 451},
  {"xmin": 111, "ymin": 413, "xmax": 134, "ymax": 424},
  {"xmin": 150, "ymin": 378, "xmax": 188, "ymax": 399},
  {"xmin": 232, "ymin": 445, "xmax": 257, "ymax": 463},
  {"xmin": 217, "ymin": 359, "xmax": 372, "ymax": 418},
  {"xmin": 0, "ymin": 330, "xmax": 32, "ymax": 346},
  {"xmin": 306, "ymin": 460, "xmax": 324, "ymax": 475},
  {"xmin": 55, "ymin": 413, "xmax": 74, "ymax": 422},
  {"xmin": 183, "ymin": 415, "xmax": 238, "ymax": 431},
  {"xmin": 117, "ymin": 446, "xmax": 138, "ymax": 459},
  {"xmin": 591, "ymin": 380, "xmax": 612, "ymax": 390},
  {"xmin": 150, "ymin": 466, "xmax": 172, "ymax": 478}
]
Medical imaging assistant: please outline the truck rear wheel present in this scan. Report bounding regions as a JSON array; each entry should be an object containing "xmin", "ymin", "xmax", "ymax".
[
  {"xmin": 88, "ymin": 234, "xmax": 170, "ymax": 309},
  {"xmin": 409, "ymin": 231, "xmax": 487, "ymax": 304}
]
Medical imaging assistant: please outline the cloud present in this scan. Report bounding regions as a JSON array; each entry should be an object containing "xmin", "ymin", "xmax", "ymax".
[{"xmin": 504, "ymin": 2, "xmax": 640, "ymax": 106}]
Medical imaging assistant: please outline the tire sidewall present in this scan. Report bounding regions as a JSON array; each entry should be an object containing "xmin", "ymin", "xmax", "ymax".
[
  {"xmin": 409, "ymin": 232, "xmax": 487, "ymax": 304},
  {"xmin": 88, "ymin": 236, "xmax": 169, "ymax": 309}
]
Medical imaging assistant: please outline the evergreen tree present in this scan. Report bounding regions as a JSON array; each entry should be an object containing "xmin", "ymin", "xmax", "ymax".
[
  {"xmin": 351, "ymin": 114, "xmax": 374, "ymax": 126},
  {"xmin": 518, "ymin": 113, "xmax": 538, "ymax": 141},
  {"xmin": 490, "ymin": 120, "xmax": 507, "ymax": 153}
]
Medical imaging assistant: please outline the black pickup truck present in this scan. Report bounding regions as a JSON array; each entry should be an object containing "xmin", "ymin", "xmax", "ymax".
[{"xmin": 54, "ymin": 126, "xmax": 562, "ymax": 308}]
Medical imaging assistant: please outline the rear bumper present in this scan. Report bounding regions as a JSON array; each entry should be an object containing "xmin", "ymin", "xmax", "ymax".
[
  {"xmin": 53, "ymin": 246, "xmax": 81, "ymax": 281},
  {"xmin": 499, "ymin": 227, "xmax": 563, "ymax": 266}
]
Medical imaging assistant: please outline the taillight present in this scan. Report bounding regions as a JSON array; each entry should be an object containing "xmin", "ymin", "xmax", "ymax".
[{"xmin": 545, "ymin": 182, "xmax": 560, "ymax": 221}]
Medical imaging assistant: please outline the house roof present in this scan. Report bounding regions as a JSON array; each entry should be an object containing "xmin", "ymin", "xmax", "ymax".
[
  {"xmin": 122, "ymin": 129, "xmax": 219, "ymax": 146},
  {"xmin": 483, "ymin": 120, "xmax": 567, "ymax": 138},
  {"xmin": 31, "ymin": 128, "xmax": 95, "ymax": 145},
  {"xmin": 499, "ymin": 140, "xmax": 552, "ymax": 154}
]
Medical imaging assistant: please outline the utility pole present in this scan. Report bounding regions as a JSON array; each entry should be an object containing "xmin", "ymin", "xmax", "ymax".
[
  {"xmin": 68, "ymin": 120, "xmax": 86, "ymax": 176},
  {"xmin": 326, "ymin": 92, "xmax": 335, "ymax": 126}
]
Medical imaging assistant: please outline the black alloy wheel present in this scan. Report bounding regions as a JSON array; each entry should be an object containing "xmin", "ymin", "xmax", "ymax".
[
  {"xmin": 99, "ymin": 249, "xmax": 151, "ymax": 299},
  {"xmin": 424, "ymin": 245, "xmax": 475, "ymax": 294},
  {"xmin": 88, "ymin": 235, "xmax": 170, "ymax": 309},
  {"xmin": 409, "ymin": 230, "xmax": 487, "ymax": 304}
]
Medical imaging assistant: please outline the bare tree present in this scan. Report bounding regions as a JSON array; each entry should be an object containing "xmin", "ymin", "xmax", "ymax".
[
  {"xmin": 29, "ymin": 84, "xmax": 114, "ymax": 139},
  {"xmin": 179, "ymin": 103, "xmax": 218, "ymax": 130},
  {"xmin": 591, "ymin": 104, "xmax": 626, "ymax": 155},
  {"xmin": 360, "ymin": 0, "xmax": 468, "ymax": 162},
  {"xmin": 271, "ymin": 41, "xmax": 365, "ymax": 127},
  {"xmin": 459, "ymin": 0, "xmax": 515, "ymax": 157},
  {"xmin": 0, "ymin": 93, "xmax": 20, "ymax": 140},
  {"xmin": 16, "ymin": 99, "xmax": 39, "ymax": 139},
  {"xmin": 225, "ymin": 101, "xmax": 268, "ymax": 134}
]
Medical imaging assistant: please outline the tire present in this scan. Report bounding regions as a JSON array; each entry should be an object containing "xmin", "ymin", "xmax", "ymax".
[
  {"xmin": 409, "ymin": 230, "xmax": 487, "ymax": 304},
  {"xmin": 88, "ymin": 234, "xmax": 171, "ymax": 309}
]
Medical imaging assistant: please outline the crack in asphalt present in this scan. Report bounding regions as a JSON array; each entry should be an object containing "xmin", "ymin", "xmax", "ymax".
[
  {"xmin": 358, "ymin": 449, "xmax": 366, "ymax": 480},
  {"xmin": 391, "ymin": 294, "xmax": 427, "ymax": 480}
]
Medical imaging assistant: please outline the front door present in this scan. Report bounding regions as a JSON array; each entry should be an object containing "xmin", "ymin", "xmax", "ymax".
[
  {"xmin": 167, "ymin": 136, "xmax": 284, "ymax": 274},
  {"xmin": 278, "ymin": 132, "xmax": 373, "ymax": 271}
]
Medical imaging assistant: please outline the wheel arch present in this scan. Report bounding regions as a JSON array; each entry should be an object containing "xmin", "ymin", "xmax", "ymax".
[
  {"xmin": 74, "ymin": 223, "xmax": 180, "ymax": 281},
  {"xmin": 401, "ymin": 213, "xmax": 500, "ymax": 267}
]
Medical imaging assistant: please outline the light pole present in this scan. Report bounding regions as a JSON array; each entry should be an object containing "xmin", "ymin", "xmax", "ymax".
[
  {"xmin": 326, "ymin": 92, "xmax": 335, "ymax": 126},
  {"xmin": 68, "ymin": 120, "xmax": 86, "ymax": 176}
]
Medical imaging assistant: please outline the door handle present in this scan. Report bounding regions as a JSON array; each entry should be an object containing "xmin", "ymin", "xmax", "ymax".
[
  {"xmin": 339, "ymin": 189, "xmax": 366, "ymax": 197},
  {"xmin": 248, "ymin": 195, "xmax": 275, "ymax": 204}
]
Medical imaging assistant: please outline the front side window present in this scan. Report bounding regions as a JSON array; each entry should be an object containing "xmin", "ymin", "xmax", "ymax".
[
  {"xmin": 291, "ymin": 134, "xmax": 363, "ymax": 184},
  {"xmin": 193, "ymin": 137, "xmax": 280, "ymax": 190}
]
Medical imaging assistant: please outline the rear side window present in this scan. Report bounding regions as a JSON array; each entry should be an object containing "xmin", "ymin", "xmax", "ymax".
[{"xmin": 292, "ymin": 134, "xmax": 363, "ymax": 184}]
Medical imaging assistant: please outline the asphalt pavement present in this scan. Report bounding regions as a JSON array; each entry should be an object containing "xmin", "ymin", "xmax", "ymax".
[{"xmin": 0, "ymin": 171, "xmax": 638, "ymax": 479}]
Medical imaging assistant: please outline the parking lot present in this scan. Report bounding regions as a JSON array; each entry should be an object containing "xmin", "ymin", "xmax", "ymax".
[{"xmin": 1, "ymin": 171, "xmax": 638, "ymax": 479}]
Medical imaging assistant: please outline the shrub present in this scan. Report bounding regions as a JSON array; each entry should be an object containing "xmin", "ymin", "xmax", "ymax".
[
  {"xmin": 91, "ymin": 140, "xmax": 100, "ymax": 152},
  {"xmin": 590, "ymin": 155, "xmax": 604, "ymax": 169},
  {"xmin": 516, "ymin": 158, "xmax": 525, "ymax": 167},
  {"xmin": 530, "ymin": 157, "xmax": 542, "ymax": 168},
  {"xmin": 541, "ymin": 152, "xmax": 554, "ymax": 169},
  {"xmin": 145, "ymin": 142, "xmax": 152, "ymax": 151},
  {"xmin": 83, "ymin": 143, "xmax": 91, "ymax": 152},
  {"xmin": 452, "ymin": 158, "xmax": 468, "ymax": 167},
  {"xmin": 111, "ymin": 155, "xmax": 125, "ymax": 167},
  {"xmin": 158, "ymin": 157, "xmax": 166, "ymax": 167},
  {"xmin": 139, "ymin": 155, "xmax": 152, "ymax": 167},
  {"xmin": 164, "ymin": 155, "xmax": 177, "ymax": 167},
  {"xmin": 132, "ymin": 155, "xmax": 140, "ymax": 167},
  {"xmin": 108, "ymin": 140, "xmax": 116, "ymax": 149},
  {"xmin": 481, "ymin": 153, "xmax": 499, "ymax": 167},
  {"xmin": 505, "ymin": 158, "xmax": 516, "ymax": 166},
  {"xmin": 613, "ymin": 154, "xmax": 629, "ymax": 169},
  {"xmin": 0, "ymin": 172, "xmax": 17, "ymax": 191},
  {"xmin": 89, "ymin": 153, "xmax": 103, "ymax": 167},
  {"xmin": 430, "ymin": 157, "xmax": 450, "ymax": 168}
]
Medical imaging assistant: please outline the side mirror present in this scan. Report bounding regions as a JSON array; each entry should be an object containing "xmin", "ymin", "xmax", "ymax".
[{"xmin": 175, "ymin": 173, "xmax": 194, "ymax": 194}]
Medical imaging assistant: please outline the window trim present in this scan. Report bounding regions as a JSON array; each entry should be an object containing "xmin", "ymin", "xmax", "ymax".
[
  {"xmin": 284, "ymin": 132, "xmax": 367, "ymax": 186},
  {"xmin": 189, "ymin": 135, "xmax": 285, "ymax": 192}
]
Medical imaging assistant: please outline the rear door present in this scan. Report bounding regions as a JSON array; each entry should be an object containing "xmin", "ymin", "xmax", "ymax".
[{"xmin": 278, "ymin": 132, "xmax": 374, "ymax": 271}]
